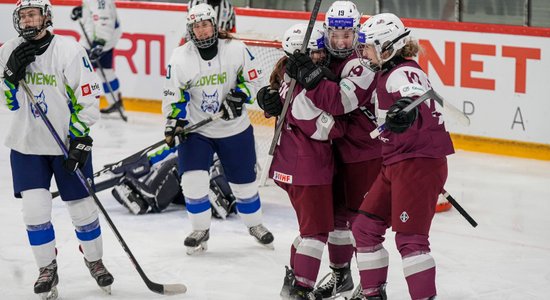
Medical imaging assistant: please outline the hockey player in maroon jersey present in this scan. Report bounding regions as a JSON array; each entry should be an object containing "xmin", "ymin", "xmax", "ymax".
[
  {"xmin": 257, "ymin": 23, "xmax": 345, "ymax": 300},
  {"xmin": 259, "ymin": 20, "xmax": 381, "ymax": 298},
  {"xmin": 283, "ymin": 1, "xmax": 383, "ymax": 298},
  {"xmin": 349, "ymin": 13, "xmax": 455, "ymax": 300}
]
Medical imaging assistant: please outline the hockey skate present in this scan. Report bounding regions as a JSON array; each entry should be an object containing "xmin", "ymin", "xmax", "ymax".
[
  {"xmin": 346, "ymin": 284, "xmax": 387, "ymax": 300},
  {"xmin": 84, "ymin": 258, "xmax": 114, "ymax": 294},
  {"xmin": 112, "ymin": 182, "xmax": 149, "ymax": 215},
  {"xmin": 34, "ymin": 259, "xmax": 59, "ymax": 300},
  {"xmin": 288, "ymin": 284, "xmax": 323, "ymax": 300},
  {"xmin": 184, "ymin": 229, "xmax": 210, "ymax": 255},
  {"xmin": 314, "ymin": 265, "xmax": 354, "ymax": 299},
  {"xmin": 280, "ymin": 266, "xmax": 296, "ymax": 299},
  {"xmin": 248, "ymin": 224, "xmax": 274, "ymax": 249},
  {"xmin": 100, "ymin": 97, "xmax": 124, "ymax": 114}
]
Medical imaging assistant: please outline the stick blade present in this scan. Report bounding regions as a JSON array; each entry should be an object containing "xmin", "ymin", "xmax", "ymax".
[
  {"xmin": 162, "ymin": 283, "xmax": 188, "ymax": 295},
  {"xmin": 146, "ymin": 281, "xmax": 187, "ymax": 295}
]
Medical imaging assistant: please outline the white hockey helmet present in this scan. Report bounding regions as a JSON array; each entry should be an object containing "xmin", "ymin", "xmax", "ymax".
[
  {"xmin": 323, "ymin": 0, "xmax": 361, "ymax": 58},
  {"xmin": 282, "ymin": 24, "xmax": 327, "ymax": 66},
  {"xmin": 13, "ymin": 0, "xmax": 53, "ymax": 40},
  {"xmin": 356, "ymin": 13, "xmax": 410, "ymax": 68},
  {"xmin": 282, "ymin": 24, "xmax": 325, "ymax": 54},
  {"xmin": 187, "ymin": 3, "xmax": 218, "ymax": 48},
  {"xmin": 189, "ymin": 0, "xmax": 236, "ymax": 32}
]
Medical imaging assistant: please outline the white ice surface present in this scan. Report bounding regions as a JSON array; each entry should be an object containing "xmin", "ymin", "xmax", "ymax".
[{"xmin": 1, "ymin": 110, "xmax": 549, "ymax": 300}]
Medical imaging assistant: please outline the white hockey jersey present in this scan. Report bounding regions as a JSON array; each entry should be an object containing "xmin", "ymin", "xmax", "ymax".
[
  {"xmin": 80, "ymin": 0, "xmax": 122, "ymax": 51},
  {"xmin": 162, "ymin": 38, "xmax": 263, "ymax": 139},
  {"xmin": 0, "ymin": 35, "xmax": 101, "ymax": 155}
]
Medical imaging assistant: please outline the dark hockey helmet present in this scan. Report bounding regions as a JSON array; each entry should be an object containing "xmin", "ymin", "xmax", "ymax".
[
  {"xmin": 187, "ymin": 3, "xmax": 219, "ymax": 49},
  {"xmin": 13, "ymin": 0, "xmax": 53, "ymax": 40}
]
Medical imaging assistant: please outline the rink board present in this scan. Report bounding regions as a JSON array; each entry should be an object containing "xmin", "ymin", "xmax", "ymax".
[{"xmin": 0, "ymin": 0, "xmax": 549, "ymax": 159}]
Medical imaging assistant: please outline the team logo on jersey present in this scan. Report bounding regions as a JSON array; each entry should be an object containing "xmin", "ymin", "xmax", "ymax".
[
  {"xmin": 273, "ymin": 171, "xmax": 293, "ymax": 184},
  {"xmin": 200, "ymin": 90, "xmax": 220, "ymax": 113},
  {"xmin": 400, "ymin": 211, "xmax": 409, "ymax": 223},
  {"xmin": 91, "ymin": 83, "xmax": 101, "ymax": 92},
  {"xmin": 29, "ymin": 90, "xmax": 48, "ymax": 118},
  {"xmin": 81, "ymin": 84, "xmax": 91, "ymax": 96},
  {"xmin": 248, "ymin": 69, "xmax": 258, "ymax": 80}
]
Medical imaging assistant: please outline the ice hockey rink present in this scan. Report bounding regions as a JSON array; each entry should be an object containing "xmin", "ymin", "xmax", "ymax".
[{"xmin": 0, "ymin": 109, "xmax": 549, "ymax": 300}]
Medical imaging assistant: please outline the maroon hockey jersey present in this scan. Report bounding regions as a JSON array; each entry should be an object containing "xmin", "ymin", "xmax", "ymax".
[{"xmin": 376, "ymin": 59, "xmax": 455, "ymax": 165}]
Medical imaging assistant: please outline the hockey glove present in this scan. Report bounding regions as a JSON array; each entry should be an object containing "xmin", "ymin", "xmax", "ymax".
[
  {"xmin": 63, "ymin": 136, "xmax": 93, "ymax": 173},
  {"xmin": 164, "ymin": 118, "xmax": 188, "ymax": 147},
  {"xmin": 70, "ymin": 6, "xmax": 82, "ymax": 21},
  {"xmin": 285, "ymin": 52, "xmax": 324, "ymax": 90},
  {"xmin": 257, "ymin": 86, "xmax": 282, "ymax": 117},
  {"xmin": 385, "ymin": 97, "xmax": 419, "ymax": 134},
  {"xmin": 89, "ymin": 40, "xmax": 106, "ymax": 61},
  {"xmin": 3, "ymin": 42, "xmax": 36, "ymax": 86},
  {"xmin": 221, "ymin": 89, "xmax": 247, "ymax": 120}
]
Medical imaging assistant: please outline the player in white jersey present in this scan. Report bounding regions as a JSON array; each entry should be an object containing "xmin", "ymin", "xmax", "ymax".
[
  {"xmin": 0, "ymin": 0, "xmax": 113, "ymax": 298},
  {"xmin": 162, "ymin": 3, "xmax": 274, "ymax": 255},
  {"xmin": 71, "ymin": 0, "xmax": 124, "ymax": 115}
]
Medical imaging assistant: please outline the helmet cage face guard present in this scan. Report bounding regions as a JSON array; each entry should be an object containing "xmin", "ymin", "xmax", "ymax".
[
  {"xmin": 189, "ymin": 0, "xmax": 235, "ymax": 31},
  {"xmin": 187, "ymin": 3, "xmax": 219, "ymax": 49},
  {"xmin": 13, "ymin": 0, "xmax": 53, "ymax": 40},
  {"xmin": 188, "ymin": 21, "xmax": 219, "ymax": 49}
]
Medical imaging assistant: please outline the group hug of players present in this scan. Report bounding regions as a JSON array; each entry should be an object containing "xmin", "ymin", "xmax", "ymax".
[{"xmin": 0, "ymin": 0, "xmax": 453, "ymax": 299}]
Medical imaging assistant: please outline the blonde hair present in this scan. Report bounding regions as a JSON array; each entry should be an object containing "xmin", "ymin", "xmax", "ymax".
[{"xmin": 397, "ymin": 39, "xmax": 422, "ymax": 58}]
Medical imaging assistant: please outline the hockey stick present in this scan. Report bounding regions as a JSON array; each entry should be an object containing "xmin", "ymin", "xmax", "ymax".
[
  {"xmin": 431, "ymin": 90, "xmax": 470, "ymax": 126},
  {"xmin": 51, "ymin": 111, "xmax": 224, "ymax": 198},
  {"xmin": 442, "ymin": 189, "xmax": 478, "ymax": 228},
  {"xmin": 370, "ymin": 89, "xmax": 470, "ymax": 139},
  {"xmin": 20, "ymin": 81, "xmax": 187, "ymax": 295},
  {"xmin": 259, "ymin": 0, "xmax": 323, "ymax": 187},
  {"xmin": 77, "ymin": 20, "xmax": 128, "ymax": 122}
]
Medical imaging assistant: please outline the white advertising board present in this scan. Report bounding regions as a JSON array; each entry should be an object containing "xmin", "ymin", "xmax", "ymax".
[{"xmin": 0, "ymin": 1, "xmax": 548, "ymax": 146}]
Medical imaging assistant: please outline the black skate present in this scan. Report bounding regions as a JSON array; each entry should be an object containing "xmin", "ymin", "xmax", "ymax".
[
  {"xmin": 347, "ymin": 283, "xmax": 387, "ymax": 300},
  {"xmin": 184, "ymin": 229, "xmax": 210, "ymax": 255},
  {"xmin": 84, "ymin": 258, "xmax": 114, "ymax": 294},
  {"xmin": 280, "ymin": 266, "xmax": 295, "ymax": 299},
  {"xmin": 248, "ymin": 224, "xmax": 274, "ymax": 249},
  {"xmin": 315, "ymin": 265, "xmax": 354, "ymax": 299},
  {"xmin": 34, "ymin": 260, "xmax": 59, "ymax": 300},
  {"xmin": 288, "ymin": 284, "xmax": 322, "ymax": 300},
  {"xmin": 100, "ymin": 97, "xmax": 124, "ymax": 114}
]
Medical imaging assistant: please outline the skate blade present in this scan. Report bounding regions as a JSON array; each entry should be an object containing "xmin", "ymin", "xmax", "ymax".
[
  {"xmin": 260, "ymin": 242, "xmax": 275, "ymax": 250},
  {"xmin": 186, "ymin": 242, "xmax": 208, "ymax": 255},
  {"xmin": 327, "ymin": 289, "xmax": 353, "ymax": 300},
  {"xmin": 100, "ymin": 284, "xmax": 112, "ymax": 295},
  {"xmin": 38, "ymin": 287, "xmax": 58, "ymax": 300}
]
